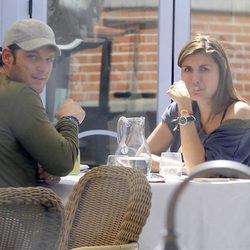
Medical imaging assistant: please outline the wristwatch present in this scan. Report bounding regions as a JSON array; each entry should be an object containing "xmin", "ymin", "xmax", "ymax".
[
  {"xmin": 63, "ymin": 116, "xmax": 80, "ymax": 126},
  {"xmin": 178, "ymin": 115, "xmax": 196, "ymax": 126},
  {"xmin": 178, "ymin": 109, "xmax": 196, "ymax": 126}
]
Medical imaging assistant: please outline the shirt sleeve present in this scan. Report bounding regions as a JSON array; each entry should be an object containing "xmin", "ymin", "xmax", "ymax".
[
  {"xmin": 161, "ymin": 102, "xmax": 179, "ymax": 134},
  {"xmin": 9, "ymin": 86, "xmax": 78, "ymax": 176},
  {"xmin": 161, "ymin": 101, "xmax": 203, "ymax": 152},
  {"xmin": 160, "ymin": 102, "xmax": 182, "ymax": 152}
]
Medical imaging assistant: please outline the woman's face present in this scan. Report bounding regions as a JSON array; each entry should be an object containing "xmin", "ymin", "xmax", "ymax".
[{"xmin": 181, "ymin": 52, "xmax": 220, "ymax": 104}]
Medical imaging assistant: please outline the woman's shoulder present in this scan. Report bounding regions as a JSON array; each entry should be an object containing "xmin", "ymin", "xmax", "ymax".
[{"xmin": 227, "ymin": 101, "xmax": 250, "ymax": 120}]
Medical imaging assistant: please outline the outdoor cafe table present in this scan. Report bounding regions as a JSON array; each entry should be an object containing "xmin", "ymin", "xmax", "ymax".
[{"xmin": 50, "ymin": 173, "xmax": 250, "ymax": 250}]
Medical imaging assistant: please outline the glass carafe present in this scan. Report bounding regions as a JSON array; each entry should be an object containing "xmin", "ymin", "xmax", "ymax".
[{"xmin": 115, "ymin": 116, "xmax": 152, "ymax": 175}]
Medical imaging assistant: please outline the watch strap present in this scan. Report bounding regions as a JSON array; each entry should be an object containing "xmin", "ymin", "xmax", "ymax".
[
  {"xmin": 178, "ymin": 115, "xmax": 196, "ymax": 126},
  {"xmin": 62, "ymin": 116, "xmax": 80, "ymax": 126}
]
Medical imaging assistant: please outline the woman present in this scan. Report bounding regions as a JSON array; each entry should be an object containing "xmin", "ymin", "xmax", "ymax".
[{"xmin": 147, "ymin": 34, "xmax": 250, "ymax": 173}]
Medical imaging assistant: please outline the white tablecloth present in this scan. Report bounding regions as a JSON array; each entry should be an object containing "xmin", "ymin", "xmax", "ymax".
[
  {"xmin": 50, "ymin": 175, "xmax": 250, "ymax": 250},
  {"xmin": 141, "ymin": 179, "xmax": 250, "ymax": 250}
]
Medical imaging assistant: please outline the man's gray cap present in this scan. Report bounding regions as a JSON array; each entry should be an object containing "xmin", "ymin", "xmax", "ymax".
[{"xmin": 3, "ymin": 18, "xmax": 61, "ymax": 56}]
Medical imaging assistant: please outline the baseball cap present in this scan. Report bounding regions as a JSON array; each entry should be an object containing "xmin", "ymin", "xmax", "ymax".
[{"xmin": 3, "ymin": 19, "xmax": 61, "ymax": 56}]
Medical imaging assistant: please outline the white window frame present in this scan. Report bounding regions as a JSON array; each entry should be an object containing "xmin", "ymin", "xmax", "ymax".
[{"xmin": 157, "ymin": 0, "xmax": 190, "ymax": 123}]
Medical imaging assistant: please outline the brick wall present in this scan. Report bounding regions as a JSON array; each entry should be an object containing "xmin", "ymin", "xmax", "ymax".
[
  {"xmin": 67, "ymin": 8, "xmax": 158, "ymax": 106},
  {"xmin": 68, "ymin": 8, "xmax": 250, "ymax": 105},
  {"xmin": 191, "ymin": 11, "xmax": 250, "ymax": 102}
]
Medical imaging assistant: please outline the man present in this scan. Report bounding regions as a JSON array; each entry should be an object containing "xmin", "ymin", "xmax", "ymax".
[{"xmin": 0, "ymin": 18, "xmax": 85, "ymax": 187}]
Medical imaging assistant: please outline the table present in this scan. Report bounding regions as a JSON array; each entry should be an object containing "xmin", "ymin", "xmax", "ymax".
[
  {"xmin": 141, "ymin": 179, "xmax": 250, "ymax": 250},
  {"xmin": 50, "ymin": 175, "xmax": 250, "ymax": 250}
]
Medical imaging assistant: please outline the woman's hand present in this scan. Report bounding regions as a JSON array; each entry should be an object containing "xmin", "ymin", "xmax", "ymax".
[
  {"xmin": 151, "ymin": 154, "xmax": 161, "ymax": 173},
  {"xmin": 167, "ymin": 80, "xmax": 192, "ymax": 110}
]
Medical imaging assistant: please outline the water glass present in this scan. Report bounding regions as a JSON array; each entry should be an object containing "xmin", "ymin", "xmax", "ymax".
[
  {"xmin": 159, "ymin": 152, "xmax": 183, "ymax": 181},
  {"xmin": 127, "ymin": 156, "xmax": 151, "ymax": 175},
  {"xmin": 106, "ymin": 155, "xmax": 130, "ymax": 167}
]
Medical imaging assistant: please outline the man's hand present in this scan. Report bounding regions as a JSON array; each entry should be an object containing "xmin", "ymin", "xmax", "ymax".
[
  {"xmin": 55, "ymin": 98, "xmax": 86, "ymax": 124},
  {"xmin": 38, "ymin": 165, "xmax": 61, "ymax": 185}
]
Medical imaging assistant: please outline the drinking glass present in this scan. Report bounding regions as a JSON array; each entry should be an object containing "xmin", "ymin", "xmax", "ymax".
[
  {"xmin": 70, "ymin": 150, "xmax": 80, "ymax": 175},
  {"xmin": 159, "ymin": 152, "xmax": 183, "ymax": 181},
  {"xmin": 106, "ymin": 155, "xmax": 130, "ymax": 167}
]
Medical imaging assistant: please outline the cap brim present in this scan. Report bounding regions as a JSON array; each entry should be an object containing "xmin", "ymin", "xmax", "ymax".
[{"xmin": 17, "ymin": 37, "xmax": 61, "ymax": 56}]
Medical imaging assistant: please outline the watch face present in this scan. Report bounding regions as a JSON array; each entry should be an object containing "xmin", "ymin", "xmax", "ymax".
[
  {"xmin": 178, "ymin": 115, "xmax": 196, "ymax": 126},
  {"xmin": 179, "ymin": 116, "xmax": 187, "ymax": 125}
]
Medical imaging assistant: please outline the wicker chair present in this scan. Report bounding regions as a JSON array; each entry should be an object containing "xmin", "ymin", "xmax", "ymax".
[
  {"xmin": 60, "ymin": 165, "xmax": 152, "ymax": 250},
  {"xmin": 70, "ymin": 242, "xmax": 139, "ymax": 250},
  {"xmin": 0, "ymin": 187, "xmax": 64, "ymax": 250}
]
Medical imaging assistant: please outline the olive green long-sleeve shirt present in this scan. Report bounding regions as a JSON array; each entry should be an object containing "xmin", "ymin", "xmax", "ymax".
[{"xmin": 0, "ymin": 73, "xmax": 78, "ymax": 187}]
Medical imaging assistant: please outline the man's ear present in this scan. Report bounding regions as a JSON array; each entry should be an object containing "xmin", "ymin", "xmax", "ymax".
[{"xmin": 2, "ymin": 48, "xmax": 14, "ymax": 65}]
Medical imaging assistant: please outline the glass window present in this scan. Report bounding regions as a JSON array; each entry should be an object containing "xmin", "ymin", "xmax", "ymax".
[
  {"xmin": 190, "ymin": 0, "xmax": 250, "ymax": 103},
  {"xmin": 47, "ymin": 0, "xmax": 159, "ymax": 166}
]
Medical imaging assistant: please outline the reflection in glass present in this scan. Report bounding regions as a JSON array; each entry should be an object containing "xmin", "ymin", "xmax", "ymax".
[{"xmin": 47, "ymin": 0, "xmax": 159, "ymax": 166}]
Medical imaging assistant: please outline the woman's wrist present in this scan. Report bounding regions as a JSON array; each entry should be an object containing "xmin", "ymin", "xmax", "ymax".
[
  {"xmin": 178, "ymin": 109, "xmax": 193, "ymax": 117},
  {"xmin": 177, "ymin": 102, "xmax": 193, "ymax": 115}
]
